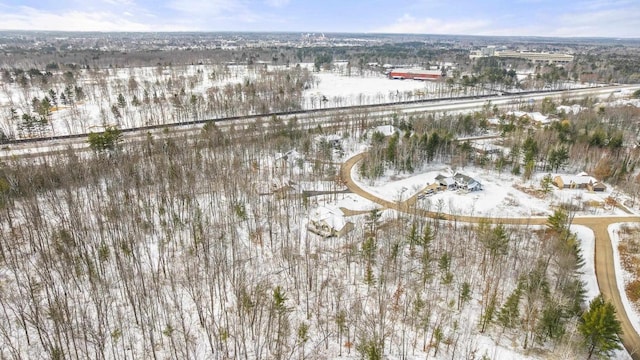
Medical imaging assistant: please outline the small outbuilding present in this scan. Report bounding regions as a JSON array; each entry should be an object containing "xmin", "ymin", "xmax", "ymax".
[
  {"xmin": 591, "ymin": 181, "xmax": 607, "ymax": 192},
  {"xmin": 435, "ymin": 174, "xmax": 457, "ymax": 190}
]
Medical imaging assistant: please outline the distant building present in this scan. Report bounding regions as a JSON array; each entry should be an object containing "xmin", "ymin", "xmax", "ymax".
[
  {"xmin": 470, "ymin": 47, "xmax": 574, "ymax": 65},
  {"xmin": 388, "ymin": 68, "xmax": 444, "ymax": 81},
  {"xmin": 323, "ymin": 134, "xmax": 342, "ymax": 149},
  {"xmin": 495, "ymin": 50, "xmax": 574, "ymax": 64},
  {"xmin": 591, "ymin": 182, "xmax": 607, "ymax": 192},
  {"xmin": 435, "ymin": 174, "xmax": 457, "ymax": 190}
]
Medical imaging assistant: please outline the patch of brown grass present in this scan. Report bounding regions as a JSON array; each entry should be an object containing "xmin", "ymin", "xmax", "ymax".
[
  {"xmin": 618, "ymin": 223, "xmax": 639, "ymax": 235},
  {"xmin": 626, "ymin": 280, "xmax": 640, "ymax": 303},
  {"xmin": 619, "ymin": 229, "xmax": 640, "ymax": 307},
  {"xmin": 512, "ymin": 184, "xmax": 547, "ymax": 199},
  {"xmin": 584, "ymin": 200, "xmax": 603, "ymax": 208},
  {"xmin": 378, "ymin": 218, "xmax": 405, "ymax": 232}
]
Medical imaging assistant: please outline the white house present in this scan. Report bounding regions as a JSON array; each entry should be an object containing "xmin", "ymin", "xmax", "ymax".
[
  {"xmin": 453, "ymin": 173, "xmax": 483, "ymax": 191},
  {"xmin": 307, "ymin": 206, "xmax": 354, "ymax": 238}
]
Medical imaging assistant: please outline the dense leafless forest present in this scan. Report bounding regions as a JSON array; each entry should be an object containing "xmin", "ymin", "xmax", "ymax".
[{"xmin": 0, "ymin": 114, "xmax": 594, "ymax": 359}]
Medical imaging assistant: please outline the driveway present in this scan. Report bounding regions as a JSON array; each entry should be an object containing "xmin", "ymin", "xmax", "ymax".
[{"xmin": 340, "ymin": 152, "xmax": 640, "ymax": 359}]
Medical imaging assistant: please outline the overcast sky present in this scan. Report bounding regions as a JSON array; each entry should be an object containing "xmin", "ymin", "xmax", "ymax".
[{"xmin": 0, "ymin": 0, "xmax": 638, "ymax": 38}]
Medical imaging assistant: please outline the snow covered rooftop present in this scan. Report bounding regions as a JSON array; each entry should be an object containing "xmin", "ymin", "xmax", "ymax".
[
  {"xmin": 507, "ymin": 111, "xmax": 551, "ymax": 124},
  {"xmin": 324, "ymin": 134, "xmax": 342, "ymax": 142},
  {"xmin": 275, "ymin": 149, "xmax": 303, "ymax": 163},
  {"xmin": 370, "ymin": 125, "xmax": 397, "ymax": 137},
  {"xmin": 309, "ymin": 206, "xmax": 350, "ymax": 232},
  {"xmin": 487, "ymin": 117, "xmax": 502, "ymax": 125},
  {"xmin": 557, "ymin": 104, "xmax": 584, "ymax": 115},
  {"xmin": 528, "ymin": 111, "xmax": 551, "ymax": 124},
  {"xmin": 555, "ymin": 173, "xmax": 596, "ymax": 185}
]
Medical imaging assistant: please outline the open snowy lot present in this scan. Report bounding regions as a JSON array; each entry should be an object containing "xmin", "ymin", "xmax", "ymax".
[
  {"xmin": 350, "ymin": 162, "xmax": 631, "ymax": 218},
  {"xmin": 307, "ymin": 71, "xmax": 445, "ymax": 108}
]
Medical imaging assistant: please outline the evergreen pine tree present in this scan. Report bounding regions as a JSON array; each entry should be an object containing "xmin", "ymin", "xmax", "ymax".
[
  {"xmin": 578, "ymin": 295, "xmax": 623, "ymax": 359},
  {"xmin": 498, "ymin": 287, "xmax": 522, "ymax": 329},
  {"xmin": 537, "ymin": 299, "xmax": 566, "ymax": 341},
  {"xmin": 117, "ymin": 93, "xmax": 127, "ymax": 108}
]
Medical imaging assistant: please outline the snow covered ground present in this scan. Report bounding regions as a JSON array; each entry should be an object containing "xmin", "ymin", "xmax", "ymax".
[
  {"xmin": 348, "ymin": 162, "xmax": 630, "ymax": 219},
  {"xmin": 320, "ymin": 173, "xmax": 640, "ymax": 360},
  {"xmin": 1, "ymin": 130, "xmax": 637, "ymax": 359},
  {"xmin": 264, "ymin": 134, "xmax": 634, "ymax": 358},
  {"xmin": 306, "ymin": 71, "xmax": 446, "ymax": 108},
  {"xmin": 2, "ymin": 61, "xmax": 638, "ymax": 358},
  {"xmin": 0, "ymin": 63, "xmax": 452, "ymax": 138},
  {"xmin": 333, "ymin": 153, "xmax": 636, "ymax": 359},
  {"xmin": 609, "ymin": 224, "xmax": 640, "ymax": 336}
]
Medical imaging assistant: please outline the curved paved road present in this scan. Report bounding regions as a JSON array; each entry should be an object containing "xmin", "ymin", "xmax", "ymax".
[{"xmin": 340, "ymin": 153, "xmax": 640, "ymax": 359}]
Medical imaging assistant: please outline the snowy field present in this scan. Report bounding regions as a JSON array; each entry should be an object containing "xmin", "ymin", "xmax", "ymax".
[
  {"xmin": 309, "ymin": 198, "xmax": 603, "ymax": 359},
  {"xmin": 310, "ymin": 195, "xmax": 634, "ymax": 359},
  {"xmin": 307, "ymin": 71, "xmax": 447, "ymax": 107},
  {"xmin": 0, "ymin": 128, "xmax": 637, "ymax": 359},
  {"xmin": 0, "ymin": 63, "xmax": 452, "ymax": 139}
]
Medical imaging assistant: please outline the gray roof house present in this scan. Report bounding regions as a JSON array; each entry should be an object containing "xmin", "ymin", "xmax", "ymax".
[
  {"xmin": 435, "ymin": 174, "xmax": 457, "ymax": 189},
  {"xmin": 435, "ymin": 173, "xmax": 482, "ymax": 191},
  {"xmin": 454, "ymin": 173, "xmax": 482, "ymax": 191}
]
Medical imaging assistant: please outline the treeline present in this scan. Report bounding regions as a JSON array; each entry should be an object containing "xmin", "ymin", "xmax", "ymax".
[
  {"xmin": 571, "ymin": 48, "xmax": 640, "ymax": 84},
  {"xmin": 1, "ymin": 42, "xmax": 469, "ymax": 73}
]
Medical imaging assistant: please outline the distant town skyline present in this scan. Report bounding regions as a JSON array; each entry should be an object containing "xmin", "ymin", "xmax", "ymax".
[{"xmin": 0, "ymin": 0, "xmax": 638, "ymax": 38}]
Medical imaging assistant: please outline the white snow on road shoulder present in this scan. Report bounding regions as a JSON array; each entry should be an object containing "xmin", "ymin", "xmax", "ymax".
[
  {"xmin": 609, "ymin": 223, "xmax": 640, "ymax": 336},
  {"xmin": 573, "ymin": 224, "xmax": 634, "ymax": 360},
  {"xmin": 573, "ymin": 225, "xmax": 600, "ymax": 302}
]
